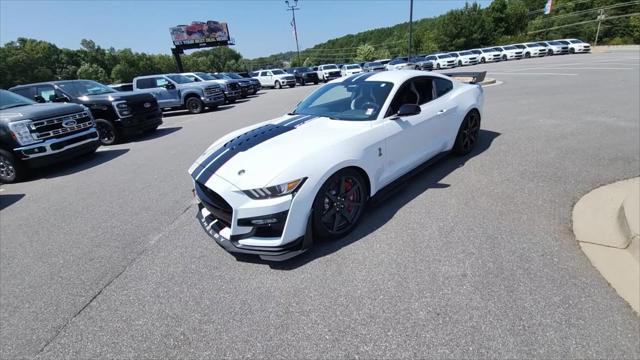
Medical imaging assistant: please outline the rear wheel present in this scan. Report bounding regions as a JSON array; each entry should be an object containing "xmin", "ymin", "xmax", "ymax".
[
  {"xmin": 312, "ymin": 169, "xmax": 368, "ymax": 240},
  {"xmin": 0, "ymin": 149, "xmax": 26, "ymax": 183},
  {"xmin": 453, "ymin": 110, "xmax": 481, "ymax": 155},
  {"xmin": 95, "ymin": 119, "xmax": 118, "ymax": 145},
  {"xmin": 186, "ymin": 97, "xmax": 204, "ymax": 114}
]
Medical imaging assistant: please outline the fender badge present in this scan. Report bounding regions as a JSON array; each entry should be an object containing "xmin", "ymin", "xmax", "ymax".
[{"xmin": 238, "ymin": 169, "xmax": 245, "ymax": 176}]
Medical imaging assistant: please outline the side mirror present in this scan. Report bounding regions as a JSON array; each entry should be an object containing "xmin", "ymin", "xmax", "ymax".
[
  {"xmin": 51, "ymin": 94, "xmax": 70, "ymax": 103},
  {"xmin": 34, "ymin": 95, "xmax": 46, "ymax": 103},
  {"xmin": 165, "ymin": 83, "xmax": 176, "ymax": 90},
  {"xmin": 396, "ymin": 104, "xmax": 421, "ymax": 117}
]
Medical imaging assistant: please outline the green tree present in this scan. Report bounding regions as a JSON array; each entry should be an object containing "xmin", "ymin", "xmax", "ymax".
[
  {"xmin": 76, "ymin": 63, "xmax": 108, "ymax": 83},
  {"xmin": 355, "ymin": 44, "xmax": 376, "ymax": 61}
]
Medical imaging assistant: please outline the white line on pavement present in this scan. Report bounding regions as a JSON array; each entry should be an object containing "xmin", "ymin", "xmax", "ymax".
[{"xmin": 489, "ymin": 72, "xmax": 578, "ymax": 76}]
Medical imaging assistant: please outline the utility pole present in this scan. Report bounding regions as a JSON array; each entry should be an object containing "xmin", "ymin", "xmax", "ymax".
[
  {"xmin": 286, "ymin": 0, "xmax": 302, "ymax": 66},
  {"xmin": 408, "ymin": 0, "xmax": 414, "ymax": 59},
  {"xmin": 594, "ymin": 9, "xmax": 605, "ymax": 46}
]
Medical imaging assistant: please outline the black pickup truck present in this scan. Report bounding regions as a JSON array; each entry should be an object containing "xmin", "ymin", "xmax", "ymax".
[
  {"xmin": 10, "ymin": 80, "xmax": 162, "ymax": 145},
  {"xmin": 0, "ymin": 90, "xmax": 100, "ymax": 183},
  {"xmin": 286, "ymin": 67, "xmax": 319, "ymax": 85}
]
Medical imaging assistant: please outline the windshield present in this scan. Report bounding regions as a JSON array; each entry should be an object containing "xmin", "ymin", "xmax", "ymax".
[
  {"xmin": 271, "ymin": 69, "xmax": 286, "ymax": 75},
  {"xmin": 366, "ymin": 61, "xmax": 382, "ymax": 67},
  {"xmin": 322, "ymin": 65, "xmax": 338, "ymax": 70},
  {"xmin": 526, "ymin": 43, "xmax": 541, "ymax": 48},
  {"xmin": 471, "ymin": 50, "xmax": 482, "ymax": 54},
  {"xmin": 570, "ymin": 40, "xmax": 584, "ymax": 44},
  {"xmin": 346, "ymin": 65, "xmax": 360, "ymax": 69},
  {"xmin": 537, "ymin": 43, "xmax": 547, "ymax": 46},
  {"xmin": 448, "ymin": 53, "xmax": 458, "ymax": 57},
  {"xmin": 293, "ymin": 81, "xmax": 393, "ymax": 121},
  {"xmin": 194, "ymin": 72, "xmax": 217, "ymax": 81},
  {"xmin": 0, "ymin": 90, "xmax": 35, "ymax": 110},
  {"xmin": 223, "ymin": 73, "xmax": 243, "ymax": 79},
  {"xmin": 504, "ymin": 46, "xmax": 517, "ymax": 50},
  {"xmin": 167, "ymin": 75, "xmax": 194, "ymax": 84},
  {"xmin": 548, "ymin": 41, "xmax": 562, "ymax": 45},
  {"xmin": 481, "ymin": 48, "xmax": 496, "ymax": 52},
  {"xmin": 493, "ymin": 47, "xmax": 503, "ymax": 51},
  {"xmin": 460, "ymin": 51, "xmax": 472, "ymax": 55},
  {"xmin": 437, "ymin": 54, "xmax": 452, "ymax": 59},
  {"xmin": 57, "ymin": 80, "xmax": 115, "ymax": 97},
  {"xmin": 389, "ymin": 58, "xmax": 408, "ymax": 64}
]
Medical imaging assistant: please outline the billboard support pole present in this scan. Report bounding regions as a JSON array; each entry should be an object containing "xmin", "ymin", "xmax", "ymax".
[{"xmin": 172, "ymin": 48, "xmax": 184, "ymax": 73}]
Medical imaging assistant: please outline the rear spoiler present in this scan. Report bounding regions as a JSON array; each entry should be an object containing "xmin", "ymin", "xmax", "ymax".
[{"xmin": 442, "ymin": 71, "xmax": 487, "ymax": 84}]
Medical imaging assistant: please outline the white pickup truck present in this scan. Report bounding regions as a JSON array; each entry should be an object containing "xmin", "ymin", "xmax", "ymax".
[
  {"xmin": 251, "ymin": 69, "xmax": 296, "ymax": 89},
  {"xmin": 316, "ymin": 64, "xmax": 342, "ymax": 82}
]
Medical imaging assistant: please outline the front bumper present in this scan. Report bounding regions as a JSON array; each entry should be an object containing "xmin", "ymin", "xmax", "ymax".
[
  {"xmin": 117, "ymin": 109, "xmax": 163, "ymax": 135},
  {"xmin": 203, "ymin": 94, "xmax": 226, "ymax": 106},
  {"xmin": 223, "ymin": 89, "xmax": 242, "ymax": 101},
  {"xmin": 192, "ymin": 174, "xmax": 314, "ymax": 261},
  {"xmin": 17, "ymin": 128, "xmax": 100, "ymax": 168}
]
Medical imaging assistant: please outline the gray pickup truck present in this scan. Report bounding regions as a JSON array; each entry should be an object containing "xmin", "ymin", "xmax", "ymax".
[
  {"xmin": 132, "ymin": 74, "xmax": 225, "ymax": 114},
  {"xmin": 180, "ymin": 72, "xmax": 242, "ymax": 104},
  {"xmin": 0, "ymin": 90, "xmax": 100, "ymax": 183}
]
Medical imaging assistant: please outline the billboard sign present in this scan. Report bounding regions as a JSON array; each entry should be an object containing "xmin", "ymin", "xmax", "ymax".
[{"xmin": 170, "ymin": 21, "xmax": 231, "ymax": 49}]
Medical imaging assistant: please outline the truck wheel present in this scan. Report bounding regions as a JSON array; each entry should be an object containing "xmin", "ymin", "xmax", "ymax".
[
  {"xmin": 314, "ymin": 80, "xmax": 319, "ymax": 85},
  {"xmin": 0, "ymin": 149, "xmax": 26, "ymax": 183},
  {"xmin": 186, "ymin": 97, "xmax": 204, "ymax": 114},
  {"xmin": 290, "ymin": 83, "xmax": 296, "ymax": 88},
  {"xmin": 275, "ymin": 81, "xmax": 282, "ymax": 89},
  {"xmin": 226, "ymin": 97, "xmax": 236, "ymax": 104},
  {"xmin": 300, "ymin": 79, "xmax": 306, "ymax": 86},
  {"xmin": 95, "ymin": 119, "xmax": 118, "ymax": 145}
]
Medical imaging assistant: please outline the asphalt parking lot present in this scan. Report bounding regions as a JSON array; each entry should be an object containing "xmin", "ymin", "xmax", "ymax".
[{"xmin": 1, "ymin": 49, "xmax": 639, "ymax": 359}]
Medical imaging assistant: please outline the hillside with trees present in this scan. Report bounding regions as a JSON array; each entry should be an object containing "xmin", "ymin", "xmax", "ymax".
[{"xmin": 1, "ymin": 0, "xmax": 638, "ymax": 89}]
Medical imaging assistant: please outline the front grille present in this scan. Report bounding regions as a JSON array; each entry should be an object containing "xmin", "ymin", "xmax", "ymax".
[
  {"xmin": 204, "ymin": 86, "xmax": 223, "ymax": 97},
  {"xmin": 515, "ymin": 51, "xmax": 523, "ymax": 55},
  {"xmin": 128, "ymin": 98, "xmax": 158, "ymax": 114},
  {"xmin": 196, "ymin": 182, "xmax": 233, "ymax": 227},
  {"xmin": 329, "ymin": 71, "xmax": 340, "ymax": 77},
  {"xmin": 228, "ymin": 83, "xmax": 240, "ymax": 91},
  {"xmin": 31, "ymin": 111, "xmax": 94, "ymax": 140},
  {"xmin": 284, "ymin": 76, "xmax": 295, "ymax": 81}
]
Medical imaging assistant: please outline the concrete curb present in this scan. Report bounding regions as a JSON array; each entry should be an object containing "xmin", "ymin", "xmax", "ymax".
[
  {"xmin": 593, "ymin": 45, "xmax": 640, "ymax": 53},
  {"xmin": 573, "ymin": 177, "xmax": 640, "ymax": 314},
  {"xmin": 479, "ymin": 78, "xmax": 496, "ymax": 86}
]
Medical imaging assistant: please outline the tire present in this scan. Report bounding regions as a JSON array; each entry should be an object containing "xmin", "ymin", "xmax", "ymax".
[
  {"xmin": 525, "ymin": 52, "xmax": 531, "ymax": 59},
  {"xmin": 480, "ymin": 57, "xmax": 486, "ymax": 64},
  {"xmin": 502, "ymin": 55, "xmax": 507, "ymax": 61},
  {"xmin": 436, "ymin": 63, "xmax": 441, "ymax": 70},
  {"xmin": 290, "ymin": 84, "xmax": 296, "ymax": 88},
  {"xmin": 570, "ymin": 48, "xmax": 575, "ymax": 54},
  {"xmin": 275, "ymin": 80, "xmax": 282, "ymax": 89},
  {"xmin": 186, "ymin": 96, "xmax": 204, "ymax": 114},
  {"xmin": 314, "ymin": 80, "xmax": 319, "ymax": 85},
  {"xmin": 95, "ymin": 119, "xmax": 118, "ymax": 145},
  {"xmin": 312, "ymin": 168, "xmax": 369, "ymax": 241},
  {"xmin": 453, "ymin": 110, "xmax": 481, "ymax": 156},
  {"xmin": 225, "ymin": 97, "xmax": 236, "ymax": 104},
  {"xmin": 0, "ymin": 149, "xmax": 26, "ymax": 183},
  {"xmin": 300, "ymin": 79, "xmax": 305, "ymax": 86},
  {"xmin": 458, "ymin": 60, "xmax": 463, "ymax": 66}
]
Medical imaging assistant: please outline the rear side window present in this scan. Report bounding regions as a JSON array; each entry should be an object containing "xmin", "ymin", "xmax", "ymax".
[
  {"xmin": 259, "ymin": 71, "xmax": 268, "ymax": 77},
  {"xmin": 11, "ymin": 87, "xmax": 32, "ymax": 99},
  {"xmin": 36, "ymin": 85, "xmax": 57, "ymax": 102},
  {"xmin": 434, "ymin": 78, "xmax": 453, "ymax": 98},
  {"xmin": 136, "ymin": 78, "xmax": 156, "ymax": 89}
]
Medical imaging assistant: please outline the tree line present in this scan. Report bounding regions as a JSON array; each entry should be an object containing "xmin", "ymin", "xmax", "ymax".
[{"xmin": 1, "ymin": 0, "xmax": 638, "ymax": 89}]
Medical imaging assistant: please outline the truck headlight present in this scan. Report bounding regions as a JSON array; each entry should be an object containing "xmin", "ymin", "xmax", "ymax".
[
  {"xmin": 243, "ymin": 178, "xmax": 306, "ymax": 199},
  {"xmin": 113, "ymin": 101, "xmax": 131, "ymax": 117},
  {"xmin": 8, "ymin": 120, "xmax": 40, "ymax": 146}
]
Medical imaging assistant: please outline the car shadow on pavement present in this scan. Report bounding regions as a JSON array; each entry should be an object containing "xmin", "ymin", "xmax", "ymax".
[
  {"xmin": 256, "ymin": 129, "xmax": 502, "ymax": 270},
  {"xmin": 130, "ymin": 127, "xmax": 181, "ymax": 142},
  {"xmin": 162, "ymin": 105, "xmax": 235, "ymax": 118},
  {"xmin": 0, "ymin": 193, "xmax": 25, "ymax": 211},
  {"xmin": 27, "ymin": 148, "xmax": 129, "ymax": 181}
]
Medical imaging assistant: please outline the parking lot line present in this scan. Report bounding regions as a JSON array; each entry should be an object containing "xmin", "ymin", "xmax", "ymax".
[{"xmin": 489, "ymin": 72, "xmax": 578, "ymax": 76}]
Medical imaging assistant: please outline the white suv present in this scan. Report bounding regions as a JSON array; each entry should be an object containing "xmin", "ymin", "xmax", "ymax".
[
  {"xmin": 317, "ymin": 64, "xmax": 341, "ymax": 82},
  {"xmin": 252, "ymin": 69, "xmax": 296, "ymax": 89},
  {"xmin": 341, "ymin": 64, "xmax": 363, "ymax": 77}
]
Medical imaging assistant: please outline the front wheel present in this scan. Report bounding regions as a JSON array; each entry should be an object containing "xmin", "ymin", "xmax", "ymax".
[
  {"xmin": 186, "ymin": 97, "xmax": 204, "ymax": 114},
  {"xmin": 312, "ymin": 169, "xmax": 368, "ymax": 240},
  {"xmin": 458, "ymin": 60, "xmax": 463, "ymax": 66},
  {"xmin": 0, "ymin": 149, "xmax": 26, "ymax": 183},
  {"xmin": 453, "ymin": 111, "xmax": 481, "ymax": 155},
  {"xmin": 502, "ymin": 55, "xmax": 507, "ymax": 61},
  {"xmin": 300, "ymin": 79, "xmax": 305, "ymax": 86},
  {"xmin": 570, "ymin": 48, "xmax": 575, "ymax": 54},
  {"xmin": 289, "ymin": 83, "xmax": 296, "ymax": 88},
  {"xmin": 436, "ymin": 63, "xmax": 441, "ymax": 70},
  {"xmin": 95, "ymin": 119, "xmax": 118, "ymax": 145},
  {"xmin": 524, "ymin": 52, "xmax": 531, "ymax": 59},
  {"xmin": 314, "ymin": 80, "xmax": 319, "ymax": 85},
  {"xmin": 275, "ymin": 80, "xmax": 282, "ymax": 89},
  {"xmin": 480, "ymin": 58, "xmax": 486, "ymax": 64}
]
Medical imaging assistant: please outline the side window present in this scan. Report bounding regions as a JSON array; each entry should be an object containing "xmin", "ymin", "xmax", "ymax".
[
  {"xmin": 36, "ymin": 85, "xmax": 57, "ymax": 102},
  {"xmin": 155, "ymin": 77, "xmax": 170, "ymax": 87},
  {"xmin": 434, "ymin": 78, "xmax": 453, "ymax": 98},
  {"xmin": 267, "ymin": 71, "xmax": 273, "ymax": 76},
  {"xmin": 11, "ymin": 87, "xmax": 32, "ymax": 99},
  {"xmin": 135, "ymin": 78, "xmax": 155, "ymax": 89},
  {"xmin": 412, "ymin": 78, "xmax": 435, "ymax": 105},
  {"xmin": 259, "ymin": 71, "xmax": 267, "ymax": 77},
  {"xmin": 386, "ymin": 80, "xmax": 420, "ymax": 117},
  {"xmin": 185, "ymin": 75, "xmax": 198, "ymax": 82}
]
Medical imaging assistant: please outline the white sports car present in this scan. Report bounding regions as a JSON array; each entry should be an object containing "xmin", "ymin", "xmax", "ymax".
[{"xmin": 189, "ymin": 71, "xmax": 485, "ymax": 260}]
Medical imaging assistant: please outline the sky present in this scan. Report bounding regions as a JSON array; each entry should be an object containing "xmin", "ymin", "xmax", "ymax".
[{"xmin": 0, "ymin": 0, "xmax": 492, "ymax": 58}]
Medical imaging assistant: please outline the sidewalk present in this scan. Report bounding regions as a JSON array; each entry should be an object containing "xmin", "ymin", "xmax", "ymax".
[{"xmin": 573, "ymin": 177, "xmax": 640, "ymax": 314}]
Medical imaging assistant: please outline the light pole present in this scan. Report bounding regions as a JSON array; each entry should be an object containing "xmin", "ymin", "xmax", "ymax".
[
  {"xmin": 286, "ymin": 0, "xmax": 302, "ymax": 66},
  {"xmin": 594, "ymin": 9, "xmax": 606, "ymax": 46},
  {"xmin": 408, "ymin": 0, "xmax": 414, "ymax": 59}
]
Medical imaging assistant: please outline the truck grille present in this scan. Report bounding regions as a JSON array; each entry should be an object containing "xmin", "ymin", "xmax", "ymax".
[
  {"xmin": 31, "ymin": 111, "xmax": 94, "ymax": 140},
  {"xmin": 204, "ymin": 86, "xmax": 223, "ymax": 97},
  {"xmin": 284, "ymin": 76, "xmax": 295, "ymax": 81},
  {"xmin": 128, "ymin": 98, "xmax": 159, "ymax": 114},
  {"xmin": 328, "ymin": 71, "xmax": 340, "ymax": 77},
  {"xmin": 228, "ymin": 83, "xmax": 240, "ymax": 91}
]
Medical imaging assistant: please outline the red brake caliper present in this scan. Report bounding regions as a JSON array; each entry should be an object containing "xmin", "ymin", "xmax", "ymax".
[{"xmin": 343, "ymin": 178, "xmax": 354, "ymax": 213}]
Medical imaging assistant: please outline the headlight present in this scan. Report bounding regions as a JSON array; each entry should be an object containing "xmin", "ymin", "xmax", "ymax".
[
  {"xmin": 113, "ymin": 101, "xmax": 131, "ymax": 117},
  {"xmin": 243, "ymin": 178, "xmax": 306, "ymax": 200},
  {"xmin": 8, "ymin": 120, "xmax": 40, "ymax": 146}
]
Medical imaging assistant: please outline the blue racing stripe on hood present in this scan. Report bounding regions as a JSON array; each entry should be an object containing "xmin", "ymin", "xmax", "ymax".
[{"xmin": 192, "ymin": 114, "xmax": 317, "ymax": 184}]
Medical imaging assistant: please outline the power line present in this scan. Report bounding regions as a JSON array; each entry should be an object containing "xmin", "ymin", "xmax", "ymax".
[
  {"xmin": 527, "ymin": 0, "xmax": 595, "ymax": 15},
  {"xmin": 527, "ymin": 11, "xmax": 640, "ymax": 33},
  {"xmin": 540, "ymin": 0, "xmax": 640, "ymax": 21}
]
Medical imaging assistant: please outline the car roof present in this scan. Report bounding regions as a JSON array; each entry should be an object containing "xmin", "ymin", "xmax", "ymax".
[{"xmin": 9, "ymin": 79, "xmax": 88, "ymax": 89}]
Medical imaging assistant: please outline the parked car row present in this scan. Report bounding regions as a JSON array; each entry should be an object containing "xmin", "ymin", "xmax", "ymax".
[{"xmin": 1, "ymin": 71, "xmax": 263, "ymax": 183}]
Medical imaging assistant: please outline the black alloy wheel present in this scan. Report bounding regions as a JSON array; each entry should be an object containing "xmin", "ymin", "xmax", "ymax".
[
  {"xmin": 313, "ymin": 169, "xmax": 368, "ymax": 240},
  {"xmin": 453, "ymin": 111, "xmax": 481, "ymax": 155},
  {"xmin": 95, "ymin": 119, "xmax": 117, "ymax": 145},
  {"xmin": 186, "ymin": 97, "xmax": 204, "ymax": 114}
]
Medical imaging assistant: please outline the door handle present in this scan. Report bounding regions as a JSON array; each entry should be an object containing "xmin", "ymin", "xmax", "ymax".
[{"xmin": 437, "ymin": 108, "xmax": 448, "ymax": 115}]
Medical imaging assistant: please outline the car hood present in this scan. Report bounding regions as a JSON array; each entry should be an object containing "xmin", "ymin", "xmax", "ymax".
[
  {"xmin": 190, "ymin": 114, "xmax": 371, "ymax": 190},
  {"xmin": 0, "ymin": 102, "xmax": 87, "ymax": 122},
  {"xmin": 79, "ymin": 91, "xmax": 154, "ymax": 102}
]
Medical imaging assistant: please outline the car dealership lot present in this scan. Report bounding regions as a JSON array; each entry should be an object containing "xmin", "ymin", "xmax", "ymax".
[{"xmin": 1, "ymin": 50, "xmax": 639, "ymax": 358}]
